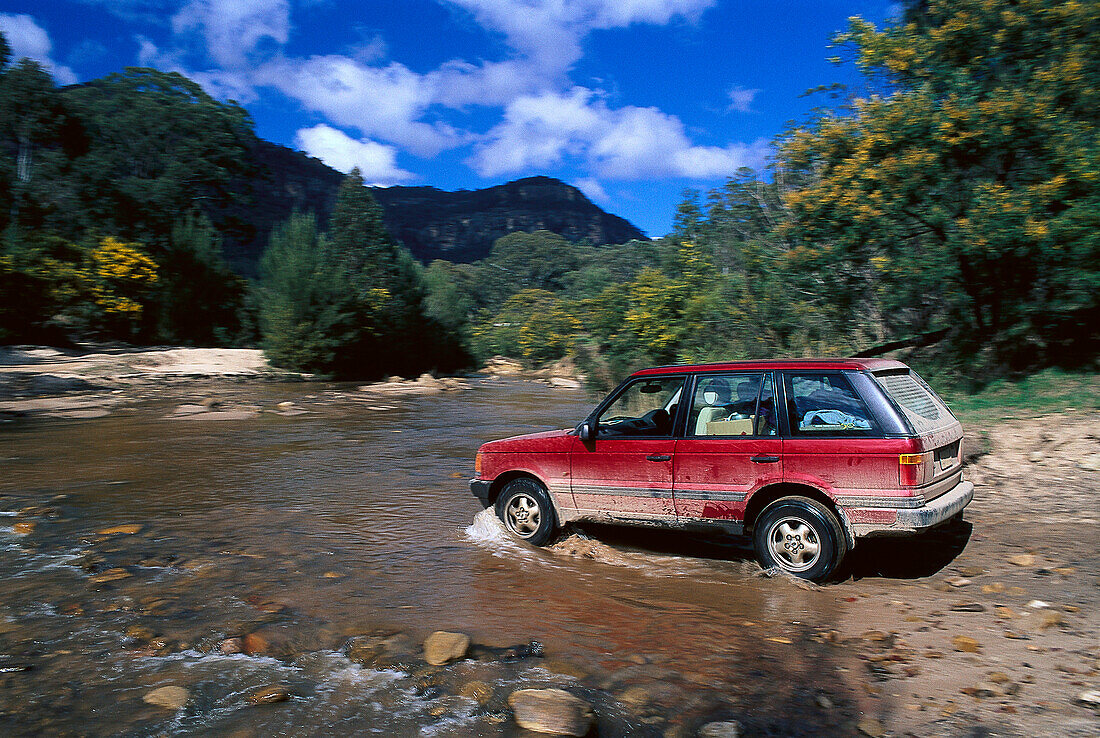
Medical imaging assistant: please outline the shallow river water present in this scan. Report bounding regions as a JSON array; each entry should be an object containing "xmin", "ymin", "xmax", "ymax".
[{"xmin": 1, "ymin": 379, "xmax": 867, "ymax": 736}]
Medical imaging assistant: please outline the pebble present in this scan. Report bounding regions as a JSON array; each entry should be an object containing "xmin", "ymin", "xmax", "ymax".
[
  {"xmin": 458, "ymin": 680, "xmax": 493, "ymax": 706},
  {"xmin": 952, "ymin": 635, "xmax": 981, "ymax": 653},
  {"xmin": 1008, "ymin": 554, "xmax": 1036, "ymax": 567},
  {"xmin": 12, "ymin": 521, "xmax": 35, "ymax": 534},
  {"xmin": 1038, "ymin": 611, "xmax": 1063, "ymax": 630},
  {"xmin": 949, "ymin": 602, "xmax": 986, "ymax": 612},
  {"xmin": 1077, "ymin": 689, "xmax": 1100, "ymax": 707},
  {"xmin": 815, "ymin": 694, "xmax": 833, "ymax": 709},
  {"xmin": 994, "ymin": 606, "xmax": 1015, "ymax": 619},
  {"xmin": 218, "ymin": 637, "xmax": 243, "ymax": 655},
  {"xmin": 96, "ymin": 524, "xmax": 142, "ymax": 536},
  {"xmin": 1026, "ymin": 600, "xmax": 1050, "ymax": 609},
  {"xmin": 957, "ymin": 566, "xmax": 985, "ymax": 577},
  {"xmin": 508, "ymin": 688, "xmax": 594, "ymax": 737},
  {"xmin": 699, "ymin": 720, "xmax": 742, "ymax": 738},
  {"xmin": 946, "ymin": 577, "xmax": 971, "ymax": 588},
  {"xmin": 1078, "ymin": 454, "xmax": 1100, "ymax": 472},
  {"xmin": 243, "ymin": 632, "xmax": 269, "ymax": 655},
  {"xmin": 143, "ymin": 685, "xmax": 189, "ymax": 710},
  {"xmin": 857, "ymin": 717, "xmax": 885, "ymax": 737},
  {"xmin": 981, "ymin": 582, "xmax": 1006, "ymax": 594},
  {"xmin": 1028, "ymin": 451, "xmax": 1044, "ymax": 463},
  {"xmin": 423, "ymin": 631, "xmax": 469, "ymax": 666},
  {"xmin": 248, "ymin": 686, "xmax": 290, "ymax": 705}
]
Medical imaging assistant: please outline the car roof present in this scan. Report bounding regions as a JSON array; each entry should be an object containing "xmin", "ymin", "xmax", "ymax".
[{"xmin": 630, "ymin": 358, "xmax": 908, "ymax": 377}]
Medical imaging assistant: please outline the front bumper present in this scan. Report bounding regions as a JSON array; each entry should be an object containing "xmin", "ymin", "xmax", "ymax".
[
  {"xmin": 850, "ymin": 479, "xmax": 974, "ymax": 537},
  {"xmin": 470, "ymin": 478, "xmax": 492, "ymax": 507}
]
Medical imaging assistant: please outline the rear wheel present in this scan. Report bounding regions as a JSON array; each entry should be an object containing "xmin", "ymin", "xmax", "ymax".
[
  {"xmin": 753, "ymin": 497, "xmax": 847, "ymax": 582},
  {"xmin": 495, "ymin": 478, "xmax": 557, "ymax": 546}
]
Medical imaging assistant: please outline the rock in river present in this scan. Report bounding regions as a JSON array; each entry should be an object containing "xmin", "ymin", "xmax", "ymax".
[
  {"xmin": 423, "ymin": 631, "xmax": 469, "ymax": 666},
  {"xmin": 143, "ymin": 685, "xmax": 189, "ymax": 710},
  {"xmin": 508, "ymin": 688, "xmax": 594, "ymax": 737},
  {"xmin": 248, "ymin": 685, "xmax": 290, "ymax": 705},
  {"xmin": 699, "ymin": 720, "xmax": 742, "ymax": 737}
]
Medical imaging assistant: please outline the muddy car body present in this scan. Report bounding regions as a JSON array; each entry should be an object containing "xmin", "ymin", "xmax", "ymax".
[{"xmin": 471, "ymin": 359, "xmax": 973, "ymax": 581}]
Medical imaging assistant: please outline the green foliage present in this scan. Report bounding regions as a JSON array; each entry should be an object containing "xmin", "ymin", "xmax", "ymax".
[
  {"xmin": 156, "ymin": 214, "xmax": 249, "ymax": 345},
  {"xmin": 470, "ymin": 289, "xmax": 579, "ymax": 364},
  {"xmin": 258, "ymin": 213, "xmax": 343, "ymax": 372},
  {"xmin": 780, "ymin": 0, "xmax": 1100, "ymax": 371},
  {"xmin": 61, "ymin": 68, "xmax": 256, "ymax": 242},
  {"xmin": 258, "ymin": 172, "xmax": 468, "ymax": 378}
]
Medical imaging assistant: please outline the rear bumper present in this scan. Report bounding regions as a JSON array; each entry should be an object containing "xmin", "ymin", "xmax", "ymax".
[
  {"xmin": 850, "ymin": 480, "xmax": 974, "ymax": 537},
  {"xmin": 896, "ymin": 480, "xmax": 974, "ymax": 529},
  {"xmin": 470, "ymin": 478, "xmax": 493, "ymax": 507}
]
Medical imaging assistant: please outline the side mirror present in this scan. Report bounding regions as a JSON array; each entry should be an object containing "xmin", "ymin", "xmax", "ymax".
[{"xmin": 578, "ymin": 419, "xmax": 596, "ymax": 442}]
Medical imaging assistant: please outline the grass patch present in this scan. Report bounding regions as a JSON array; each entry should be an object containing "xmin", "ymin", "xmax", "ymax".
[{"xmin": 939, "ymin": 369, "xmax": 1100, "ymax": 428}]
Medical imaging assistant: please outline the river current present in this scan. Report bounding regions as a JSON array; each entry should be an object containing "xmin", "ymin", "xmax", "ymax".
[{"xmin": 0, "ymin": 379, "xmax": 859, "ymax": 736}]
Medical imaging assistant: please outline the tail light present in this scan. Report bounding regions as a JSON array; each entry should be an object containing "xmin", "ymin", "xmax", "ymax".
[
  {"xmin": 475, "ymin": 452, "xmax": 483, "ymax": 476},
  {"xmin": 899, "ymin": 453, "xmax": 930, "ymax": 487}
]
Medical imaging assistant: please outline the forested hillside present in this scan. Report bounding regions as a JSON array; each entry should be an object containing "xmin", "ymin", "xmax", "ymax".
[{"xmin": 1, "ymin": 0, "xmax": 1097, "ymax": 385}]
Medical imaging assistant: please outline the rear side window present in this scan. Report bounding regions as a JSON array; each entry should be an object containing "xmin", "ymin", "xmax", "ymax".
[
  {"xmin": 873, "ymin": 369, "xmax": 955, "ymax": 434},
  {"xmin": 784, "ymin": 373, "xmax": 880, "ymax": 436}
]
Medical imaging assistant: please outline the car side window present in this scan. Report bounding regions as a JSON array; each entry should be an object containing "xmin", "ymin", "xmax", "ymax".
[
  {"xmin": 784, "ymin": 372, "xmax": 879, "ymax": 435},
  {"xmin": 688, "ymin": 373, "xmax": 777, "ymax": 437},
  {"xmin": 596, "ymin": 376, "xmax": 684, "ymax": 438}
]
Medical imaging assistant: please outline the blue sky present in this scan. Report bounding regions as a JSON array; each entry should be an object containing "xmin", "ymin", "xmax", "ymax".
[{"xmin": 0, "ymin": 1, "xmax": 898, "ymax": 236}]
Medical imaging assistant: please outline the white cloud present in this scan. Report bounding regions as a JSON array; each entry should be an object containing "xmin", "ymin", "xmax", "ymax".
[
  {"xmin": 575, "ymin": 177, "xmax": 609, "ymax": 203},
  {"xmin": 295, "ymin": 124, "xmax": 415, "ymax": 186},
  {"xmin": 0, "ymin": 13, "xmax": 78, "ymax": 84},
  {"xmin": 472, "ymin": 87, "xmax": 769, "ymax": 180},
  {"xmin": 446, "ymin": 0, "xmax": 714, "ymax": 76},
  {"xmin": 172, "ymin": 0, "xmax": 289, "ymax": 68},
  {"xmin": 727, "ymin": 85, "xmax": 760, "ymax": 113},
  {"xmin": 264, "ymin": 55, "xmax": 463, "ymax": 156}
]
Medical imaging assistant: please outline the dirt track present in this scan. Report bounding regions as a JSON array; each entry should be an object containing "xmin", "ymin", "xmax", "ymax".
[{"xmin": 829, "ymin": 413, "xmax": 1099, "ymax": 737}]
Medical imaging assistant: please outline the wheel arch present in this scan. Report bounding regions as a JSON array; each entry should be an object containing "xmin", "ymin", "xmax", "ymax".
[
  {"xmin": 487, "ymin": 472, "xmax": 561, "ymax": 524},
  {"xmin": 744, "ymin": 482, "xmax": 856, "ymax": 549}
]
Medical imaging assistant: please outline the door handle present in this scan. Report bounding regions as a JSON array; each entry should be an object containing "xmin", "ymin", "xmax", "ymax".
[
  {"xmin": 646, "ymin": 454, "xmax": 672, "ymax": 462},
  {"xmin": 750, "ymin": 455, "xmax": 780, "ymax": 464}
]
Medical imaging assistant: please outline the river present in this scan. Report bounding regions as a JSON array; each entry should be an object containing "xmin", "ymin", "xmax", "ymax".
[{"xmin": 1, "ymin": 378, "xmax": 895, "ymax": 736}]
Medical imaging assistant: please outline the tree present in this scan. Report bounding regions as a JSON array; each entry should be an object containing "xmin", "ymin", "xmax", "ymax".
[
  {"xmin": 779, "ymin": 0, "xmax": 1100, "ymax": 371},
  {"xmin": 62, "ymin": 68, "xmax": 256, "ymax": 243},
  {"xmin": 155, "ymin": 213, "xmax": 248, "ymax": 345},
  {"xmin": 258, "ymin": 213, "xmax": 344, "ymax": 372},
  {"xmin": 259, "ymin": 172, "xmax": 468, "ymax": 377}
]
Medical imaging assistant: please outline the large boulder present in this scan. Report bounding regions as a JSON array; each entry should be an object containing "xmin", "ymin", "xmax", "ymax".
[{"xmin": 508, "ymin": 688, "xmax": 594, "ymax": 736}]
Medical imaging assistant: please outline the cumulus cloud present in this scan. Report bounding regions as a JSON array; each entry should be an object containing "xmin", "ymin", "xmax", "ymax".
[
  {"xmin": 295, "ymin": 124, "xmax": 415, "ymax": 186},
  {"xmin": 0, "ymin": 13, "xmax": 78, "ymax": 84},
  {"xmin": 472, "ymin": 87, "xmax": 770, "ymax": 180},
  {"xmin": 263, "ymin": 55, "xmax": 463, "ymax": 157},
  {"xmin": 727, "ymin": 85, "xmax": 760, "ymax": 113},
  {"xmin": 172, "ymin": 0, "xmax": 289, "ymax": 68}
]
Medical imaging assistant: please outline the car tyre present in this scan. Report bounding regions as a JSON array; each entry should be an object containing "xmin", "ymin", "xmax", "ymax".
[
  {"xmin": 753, "ymin": 497, "xmax": 847, "ymax": 583},
  {"xmin": 495, "ymin": 478, "xmax": 557, "ymax": 546}
]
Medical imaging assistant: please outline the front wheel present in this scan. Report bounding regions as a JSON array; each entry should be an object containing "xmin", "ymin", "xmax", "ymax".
[
  {"xmin": 495, "ymin": 478, "xmax": 557, "ymax": 546},
  {"xmin": 753, "ymin": 497, "xmax": 847, "ymax": 583}
]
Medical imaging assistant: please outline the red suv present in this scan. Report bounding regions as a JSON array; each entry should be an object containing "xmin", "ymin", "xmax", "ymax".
[{"xmin": 471, "ymin": 359, "xmax": 973, "ymax": 581}]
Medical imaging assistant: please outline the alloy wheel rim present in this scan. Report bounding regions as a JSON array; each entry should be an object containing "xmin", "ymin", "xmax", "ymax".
[
  {"xmin": 505, "ymin": 493, "xmax": 541, "ymax": 538},
  {"xmin": 767, "ymin": 517, "xmax": 821, "ymax": 572}
]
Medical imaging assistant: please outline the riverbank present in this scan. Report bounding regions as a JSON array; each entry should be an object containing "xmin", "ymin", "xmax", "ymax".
[{"xmin": 0, "ymin": 364, "xmax": 1096, "ymax": 736}]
